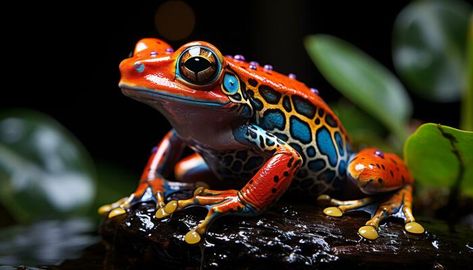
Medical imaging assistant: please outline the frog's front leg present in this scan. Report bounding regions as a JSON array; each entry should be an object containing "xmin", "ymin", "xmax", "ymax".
[
  {"xmin": 319, "ymin": 148, "xmax": 424, "ymax": 240},
  {"xmin": 159, "ymin": 125, "xmax": 302, "ymax": 244},
  {"xmin": 99, "ymin": 129, "xmax": 192, "ymax": 218}
]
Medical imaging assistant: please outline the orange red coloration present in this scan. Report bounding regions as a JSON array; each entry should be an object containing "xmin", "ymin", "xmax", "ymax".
[
  {"xmin": 347, "ymin": 148, "xmax": 413, "ymax": 194},
  {"xmin": 239, "ymin": 143, "xmax": 302, "ymax": 212}
]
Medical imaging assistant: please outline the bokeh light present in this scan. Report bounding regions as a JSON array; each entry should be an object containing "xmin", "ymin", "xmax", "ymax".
[{"xmin": 155, "ymin": 0, "xmax": 195, "ymax": 41}]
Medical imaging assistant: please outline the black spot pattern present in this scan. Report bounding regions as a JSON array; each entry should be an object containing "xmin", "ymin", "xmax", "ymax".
[
  {"xmin": 289, "ymin": 143, "xmax": 303, "ymax": 162},
  {"xmin": 248, "ymin": 78, "xmax": 258, "ymax": 87},
  {"xmin": 231, "ymin": 93, "xmax": 242, "ymax": 101},
  {"xmin": 250, "ymin": 98, "xmax": 264, "ymax": 111},
  {"xmin": 231, "ymin": 160, "xmax": 243, "ymax": 172},
  {"xmin": 259, "ymin": 85, "xmax": 281, "ymax": 104},
  {"xmin": 236, "ymin": 150, "xmax": 248, "ymax": 160},
  {"xmin": 296, "ymin": 169, "xmax": 308, "ymax": 178},
  {"xmin": 273, "ymin": 132, "xmax": 289, "ymax": 142},
  {"xmin": 282, "ymin": 96, "xmax": 292, "ymax": 112},
  {"xmin": 292, "ymin": 95, "xmax": 316, "ymax": 118},
  {"xmin": 223, "ymin": 155, "xmax": 233, "ymax": 166},
  {"xmin": 325, "ymin": 114, "xmax": 337, "ymax": 127}
]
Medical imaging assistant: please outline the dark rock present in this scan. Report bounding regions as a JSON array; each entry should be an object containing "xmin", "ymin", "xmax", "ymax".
[{"xmin": 100, "ymin": 201, "xmax": 473, "ymax": 269}]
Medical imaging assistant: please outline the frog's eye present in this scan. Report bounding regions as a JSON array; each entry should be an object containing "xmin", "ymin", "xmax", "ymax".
[{"xmin": 177, "ymin": 46, "xmax": 221, "ymax": 85}]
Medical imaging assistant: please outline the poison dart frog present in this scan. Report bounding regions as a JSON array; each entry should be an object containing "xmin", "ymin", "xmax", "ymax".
[{"xmin": 99, "ymin": 38, "xmax": 425, "ymax": 244}]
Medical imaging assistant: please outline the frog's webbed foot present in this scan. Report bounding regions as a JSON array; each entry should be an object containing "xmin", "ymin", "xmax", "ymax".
[
  {"xmin": 98, "ymin": 177, "xmax": 198, "ymax": 219},
  {"xmin": 157, "ymin": 187, "xmax": 253, "ymax": 244},
  {"xmin": 318, "ymin": 185, "xmax": 425, "ymax": 240},
  {"xmin": 98, "ymin": 181, "xmax": 166, "ymax": 219}
]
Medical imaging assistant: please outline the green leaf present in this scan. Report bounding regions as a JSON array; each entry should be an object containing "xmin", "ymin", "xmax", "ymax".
[
  {"xmin": 461, "ymin": 15, "xmax": 473, "ymax": 131},
  {"xmin": 393, "ymin": 0, "xmax": 472, "ymax": 102},
  {"xmin": 0, "ymin": 110, "xmax": 96, "ymax": 222},
  {"xmin": 404, "ymin": 123, "xmax": 473, "ymax": 196},
  {"xmin": 305, "ymin": 35, "xmax": 412, "ymax": 141}
]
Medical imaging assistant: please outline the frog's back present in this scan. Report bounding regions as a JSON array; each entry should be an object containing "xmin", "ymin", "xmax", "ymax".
[{"xmin": 227, "ymin": 58, "xmax": 351, "ymax": 194}]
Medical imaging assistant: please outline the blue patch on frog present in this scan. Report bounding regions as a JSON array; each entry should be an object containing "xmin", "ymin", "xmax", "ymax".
[
  {"xmin": 223, "ymin": 73, "xmax": 240, "ymax": 94},
  {"xmin": 261, "ymin": 109, "xmax": 285, "ymax": 131},
  {"xmin": 306, "ymin": 146, "xmax": 316, "ymax": 157},
  {"xmin": 316, "ymin": 127, "xmax": 338, "ymax": 167},
  {"xmin": 290, "ymin": 116, "xmax": 312, "ymax": 144},
  {"xmin": 334, "ymin": 131, "xmax": 345, "ymax": 156},
  {"xmin": 319, "ymin": 169, "xmax": 336, "ymax": 182},
  {"xmin": 338, "ymin": 159, "xmax": 347, "ymax": 176},
  {"xmin": 308, "ymin": 159, "xmax": 326, "ymax": 172},
  {"xmin": 134, "ymin": 62, "xmax": 145, "ymax": 73}
]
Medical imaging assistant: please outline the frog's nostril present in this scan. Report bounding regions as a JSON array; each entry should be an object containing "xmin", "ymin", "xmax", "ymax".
[{"xmin": 134, "ymin": 62, "xmax": 145, "ymax": 73}]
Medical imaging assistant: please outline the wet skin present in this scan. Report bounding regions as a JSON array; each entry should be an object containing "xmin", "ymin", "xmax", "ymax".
[{"xmin": 99, "ymin": 38, "xmax": 424, "ymax": 244}]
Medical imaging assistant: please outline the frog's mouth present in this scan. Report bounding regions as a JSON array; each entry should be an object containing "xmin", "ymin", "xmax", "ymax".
[{"xmin": 120, "ymin": 84, "xmax": 230, "ymax": 108}]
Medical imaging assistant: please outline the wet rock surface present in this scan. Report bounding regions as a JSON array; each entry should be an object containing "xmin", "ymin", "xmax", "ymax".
[{"xmin": 100, "ymin": 201, "xmax": 473, "ymax": 269}]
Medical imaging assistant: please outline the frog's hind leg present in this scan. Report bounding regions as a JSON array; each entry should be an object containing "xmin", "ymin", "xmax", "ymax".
[
  {"xmin": 358, "ymin": 185, "xmax": 424, "ymax": 239},
  {"xmin": 319, "ymin": 148, "xmax": 424, "ymax": 240}
]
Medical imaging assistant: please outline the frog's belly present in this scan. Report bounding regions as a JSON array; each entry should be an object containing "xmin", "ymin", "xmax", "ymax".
[{"xmin": 198, "ymin": 148, "xmax": 346, "ymax": 196}]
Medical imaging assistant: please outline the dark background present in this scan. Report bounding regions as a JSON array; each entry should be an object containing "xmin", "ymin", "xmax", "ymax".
[{"xmin": 1, "ymin": 0, "xmax": 460, "ymax": 176}]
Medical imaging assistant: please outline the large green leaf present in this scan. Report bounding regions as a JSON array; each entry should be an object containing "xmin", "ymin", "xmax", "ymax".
[
  {"xmin": 393, "ymin": 0, "xmax": 472, "ymax": 102},
  {"xmin": 0, "ymin": 110, "xmax": 96, "ymax": 222},
  {"xmin": 305, "ymin": 35, "xmax": 412, "ymax": 141},
  {"xmin": 404, "ymin": 123, "xmax": 473, "ymax": 196}
]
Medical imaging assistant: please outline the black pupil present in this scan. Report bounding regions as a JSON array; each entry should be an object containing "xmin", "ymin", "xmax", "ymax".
[{"xmin": 184, "ymin": 57, "xmax": 211, "ymax": 72}]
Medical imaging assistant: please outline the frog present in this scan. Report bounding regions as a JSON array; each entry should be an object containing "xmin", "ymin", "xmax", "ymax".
[{"xmin": 99, "ymin": 38, "xmax": 425, "ymax": 244}]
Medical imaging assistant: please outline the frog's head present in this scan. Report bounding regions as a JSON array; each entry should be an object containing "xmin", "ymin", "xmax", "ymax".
[
  {"xmin": 119, "ymin": 38, "xmax": 255, "ymax": 145},
  {"xmin": 119, "ymin": 38, "xmax": 252, "ymax": 117}
]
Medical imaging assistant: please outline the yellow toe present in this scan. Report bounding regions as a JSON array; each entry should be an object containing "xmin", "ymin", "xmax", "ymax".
[
  {"xmin": 155, "ymin": 207, "xmax": 170, "ymax": 219},
  {"xmin": 108, "ymin": 208, "xmax": 126, "ymax": 218},
  {"xmin": 184, "ymin": 230, "xmax": 201, "ymax": 244},
  {"xmin": 164, "ymin": 200, "xmax": 178, "ymax": 214},
  {"xmin": 98, "ymin": 204, "xmax": 112, "ymax": 215},
  {"xmin": 405, "ymin": 222, "xmax": 425, "ymax": 234},
  {"xmin": 323, "ymin": 207, "xmax": 343, "ymax": 217},
  {"xmin": 317, "ymin": 194, "xmax": 331, "ymax": 201},
  {"xmin": 358, "ymin": 225, "xmax": 379, "ymax": 240}
]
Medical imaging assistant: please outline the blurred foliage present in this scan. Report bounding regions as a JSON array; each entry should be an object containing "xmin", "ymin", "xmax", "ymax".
[
  {"xmin": 461, "ymin": 15, "xmax": 473, "ymax": 131},
  {"xmin": 0, "ymin": 110, "xmax": 96, "ymax": 223},
  {"xmin": 90, "ymin": 161, "xmax": 136, "ymax": 218},
  {"xmin": 0, "ymin": 110, "xmax": 139, "ymax": 225},
  {"xmin": 306, "ymin": 0, "xmax": 473, "ymax": 200},
  {"xmin": 393, "ymin": 0, "xmax": 472, "ymax": 102},
  {"xmin": 404, "ymin": 124, "xmax": 473, "ymax": 196},
  {"xmin": 305, "ymin": 35, "xmax": 412, "ymax": 143}
]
